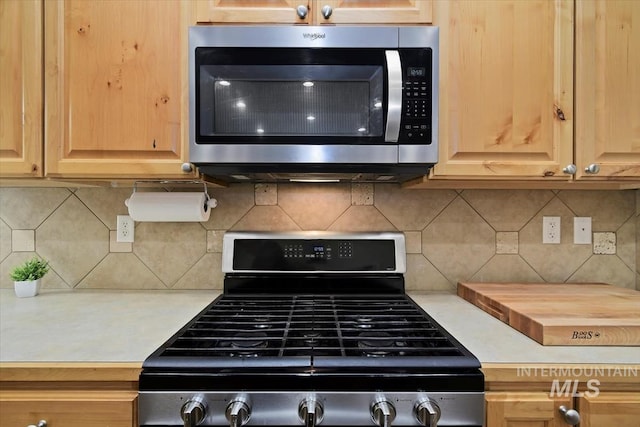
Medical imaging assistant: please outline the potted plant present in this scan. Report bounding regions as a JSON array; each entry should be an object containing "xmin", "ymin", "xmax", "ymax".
[{"xmin": 10, "ymin": 256, "xmax": 50, "ymax": 298}]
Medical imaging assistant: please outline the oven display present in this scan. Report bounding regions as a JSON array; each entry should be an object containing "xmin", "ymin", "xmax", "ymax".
[{"xmin": 233, "ymin": 239, "xmax": 395, "ymax": 271}]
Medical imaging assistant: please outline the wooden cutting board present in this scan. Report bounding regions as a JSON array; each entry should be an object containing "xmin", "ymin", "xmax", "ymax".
[{"xmin": 457, "ymin": 282, "xmax": 640, "ymax": 346}]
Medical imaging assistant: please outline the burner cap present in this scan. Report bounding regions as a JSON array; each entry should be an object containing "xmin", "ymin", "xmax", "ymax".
[
  {"xmin": 230, "ymin": 332, "xmax": 268, "ymax": 357},
  {"xmin": 358, "ymin": 331, "xmax": 394, "ymax": 357}
]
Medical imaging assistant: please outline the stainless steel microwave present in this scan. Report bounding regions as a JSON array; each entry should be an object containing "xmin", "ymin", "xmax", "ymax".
[{"xmin": 189, "ymin": 26, "xmax": 438, "ymax": 182}]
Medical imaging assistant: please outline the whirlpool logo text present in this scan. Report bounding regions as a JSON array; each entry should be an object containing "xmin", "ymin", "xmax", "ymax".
[{"xmin": 303, "ymin": 32, "xmax": 326, "ymax": 41}]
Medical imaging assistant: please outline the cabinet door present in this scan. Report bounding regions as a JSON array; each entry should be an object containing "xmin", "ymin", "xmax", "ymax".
[
  {"xmin": 315, "ymin": 0, "xmax": 432, "ymax": 24},
  {"xmin": 0, "ymin": 0, "xmax": 43, "ymax": 178},
  {"xmin": 577, "ymin": 393, "xmax": 640, "ymax": 427},
  {"xmin": 0, "ymin": 390, "xmax": 137, "ymax": 427},
  {"xmin": 44, "ymin": 0, "xmax": 196, "ymax": 179},
  {"xmin": 575, "ymin": 0, "xmax": 640, "ymax": 179},
  {"xmin": 432, "ymin": 0, "xmax": 574, "ymax": 179},
  {"xmin": 486, "ymin": 392, "xmax": 572, "ymax": 427},
  {"xmin": 195, "ymin": 0, "xmax": 310, "ymax": 24}
]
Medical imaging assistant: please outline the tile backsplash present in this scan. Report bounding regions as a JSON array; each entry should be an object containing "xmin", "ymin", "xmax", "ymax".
[{"xmin": 0, "ymin": 185, "xmax": 638, "ymax": 291}]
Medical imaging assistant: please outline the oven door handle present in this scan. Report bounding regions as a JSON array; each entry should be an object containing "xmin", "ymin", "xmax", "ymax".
[{"xmin": 384, "ymin": 50, "xmax": 402, "ymax": 143}]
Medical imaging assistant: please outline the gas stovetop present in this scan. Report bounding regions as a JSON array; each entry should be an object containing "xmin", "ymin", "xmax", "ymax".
[
  {"xmin": 139, "ymin": 232, "xmax": 484, "ymax": 427},
  {"xmin": 143, "ymin": 294, "xmax": 478, "ymax": 371}
]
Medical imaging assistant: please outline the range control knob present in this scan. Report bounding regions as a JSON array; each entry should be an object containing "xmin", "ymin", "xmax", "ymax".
[
  {"xmin": 415, "ymin": 398, "xmax": 441, "ymax": 427},
  {"xmin": 371, "ymin": 399, "xmax": 396, "ymax": 427},
  {"xmin": 298, "ymin": 397, "xmax": 324, "ymax": 427},
  {"xmin": 181, "ymin": 396, "xmax": 206, "ymax": 427},
  {"xmin": 226, "ymin": 398, "xmax": 251, "ymax": 427}
]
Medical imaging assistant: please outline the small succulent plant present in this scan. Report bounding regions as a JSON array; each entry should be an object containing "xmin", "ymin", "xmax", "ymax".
[{"xmin": 10, "ymin": 256, "xmax": 50, "ymax": 282}]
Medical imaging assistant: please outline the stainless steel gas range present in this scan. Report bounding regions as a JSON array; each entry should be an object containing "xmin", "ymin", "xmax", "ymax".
[{"xmin": 139, "ymin": 232, "xmax": 484, "ymax": 427}]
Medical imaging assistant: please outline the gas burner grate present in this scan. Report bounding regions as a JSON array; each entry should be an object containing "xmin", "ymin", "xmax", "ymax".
[{"xmin": 157, "ymin": 295, "xmax": 464, "ymax": 361}]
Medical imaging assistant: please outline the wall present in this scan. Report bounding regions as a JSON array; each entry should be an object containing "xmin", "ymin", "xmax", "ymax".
[{"xmin": 0, "ymin": 185, "xmax": 637, "ymax": 292}]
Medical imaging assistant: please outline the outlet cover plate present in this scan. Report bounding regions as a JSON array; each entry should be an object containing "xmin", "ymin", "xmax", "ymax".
[
  {"xmin": 574, "ymin": 217, "xmax": 592, "ymax": 244},
  {"xmin": 543, "ymin": 216, "xmax": 561, "ymax": 244},
  {"xmin": 116, "ymin": 215, "xmax": 134, "ymax": 243}
]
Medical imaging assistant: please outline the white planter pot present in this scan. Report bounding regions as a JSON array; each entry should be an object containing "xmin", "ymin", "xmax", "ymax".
[{"xmin": 14, "ymin": 279, "xmax": 41, "ymax": 298}]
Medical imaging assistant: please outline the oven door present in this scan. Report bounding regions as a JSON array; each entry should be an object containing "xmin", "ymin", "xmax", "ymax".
[{"xmin": 193, "ymin": 47, "xmax": 399, "ymax": 144}]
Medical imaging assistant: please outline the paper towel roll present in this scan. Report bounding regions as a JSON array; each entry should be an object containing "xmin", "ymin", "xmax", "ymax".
[{"xmin": 125, "ymin": 192, "xmax": 211, "ymax": 222}]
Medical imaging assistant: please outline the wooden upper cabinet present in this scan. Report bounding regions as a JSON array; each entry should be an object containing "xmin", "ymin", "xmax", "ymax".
[
  {"xmin": 196, "ymin": 0, "xmax": 310, "ymax": 24},
  {"xmin": 44, "ymin": 0, "xmax": 196, "ymax": 178},
  {"xmin": 577, "ymin": 393, "xmax": 640, "ymax": 427},
  {"xmin": 486, "ymin": 392, "xmax": 572, "ymax": 427},
  {"xmin": 575, "ymin": 0, "xmax": 640, "ymax": 180},
  {"xmin": 315, "ymin": 1, "xmax": 432, "ymax": 24},
  {"xmin": 0, "ymin": 0, "xmax": 43, "ymax": 178},
  {"xmin": 195, "ymin": 0, "xmax": 432, "ymax": 25},
  {"xmin": 432, "ymin": 0, "xmax": 574, "ymax": 179}
]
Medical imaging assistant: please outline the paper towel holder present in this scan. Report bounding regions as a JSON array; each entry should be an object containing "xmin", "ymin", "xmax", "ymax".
[{"xmin": 128, "ymin": 180, "xmax": 218, "ymax": 211}]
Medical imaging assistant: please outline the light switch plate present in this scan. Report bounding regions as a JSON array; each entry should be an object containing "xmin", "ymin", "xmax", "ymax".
[{"xmin": 574, "ymin": 217, "xmax": 592, "ymax": 244}]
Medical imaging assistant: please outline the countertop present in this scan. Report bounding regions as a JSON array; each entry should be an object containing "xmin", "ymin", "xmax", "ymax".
[{"xmin": 1, "ymin": 289, "xmax": 639, "ymax": 365}]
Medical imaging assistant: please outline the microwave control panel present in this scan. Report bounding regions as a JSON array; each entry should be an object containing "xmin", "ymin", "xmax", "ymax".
[{"xmin": 399, "ymin": 49, "xmax": 433, "ymax": 144}]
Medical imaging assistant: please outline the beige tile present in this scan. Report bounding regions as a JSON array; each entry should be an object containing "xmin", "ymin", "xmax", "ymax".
[
  {"xmin": 328, "ymin": 206, "xmax": 396, "ymax": 231},
  {"xmin": 352, "ymin": 183, "xmax": 374, "ymax": 206},
  {"xmin": 255, "ymin": 184, "xmax": 277, "ymax": 206},
  {"xmin": 617, "ymin": 218, "xmax": 635, "ymax": 271},
  {"xmin": 637, "ymin": 272, "xmax": 639, "ymax": 291},
  {"xmin": 36, "ymin": 196, "xmax": 109, "ymax": 287},
  {"xmin": 471, "ymin": 255, "xmax": 543, "ymax": 282},
  {"xmin": 0, "ymin": 220, "xmax": 12, "ymax": 262},
  {"xmin": 75, "ymin": 187, "xmax": 132, "ymax": 229},
  {"xmin": 0, "ymin": 188, "xmax": 70, "ymax": 229},
  {"xmin": 593, "ymin": 232, "xmax": 616, "ymax": 255},
  {"xmin": 77, "ymin": 253, "xmax": 166, "ymax": 289},
  {"xmin": 278, "ymin": 184, "xmax": 351, "ymax": 230},
  {"xmin": 637, "ymin": 214, "xmax": 640, "ymax": 275},
  {"xmin": 207, "ymin": 230, "xmax": 225, "ymax": 253},
  {"xmin": 404, "ymin": 254, "xmax": 453, "ymax": 292},
  {"xmin": 231, "ymin": 206, "xmax": 300, "ymax": 231},
  {"xmin": 109, "ymin": 230, "xmax": 132, "ymax": 253},
  {"xmin": 202, "ymin": 184, "xmax": 255, "ymax": 230},
  {"xmin": 0, "ymin": 252, "xmax": 70, "ymax": 289},
  {"xmin": 173, "ymin": 253, "xmax": 224, "ymax": 289},
  {"xmin": 12, "ymin": 230, "xmax": 34, "ymax": 252},
  {"xmin": 133, "ymin": 222, "xmax": 207, "ymax": 287},
  {"xmin": 496, "ymin": 231, "xmax": 518, "ymax": 254},
  {"xmin": 422, "ymin": 198, "xmax": 495, "ymax": 283},
  {"xmin": 558, "ymin": 190, "xmax": 635, "ymax": 231},
  {"xmin": 636, "ymin": 189, "xmax": 640, "ymax": 216},
  {"xmin": 375, "ymin": 185, "xmax": 456, "ymax": 230},
  {"xmin": 404, "ymin": 231, "xmax": 422, "ymax": 254},
  {"xmin": 568, "ymin": 255, "xmax": 636, "ymax": 289},
  {"xmin": 462, "ymin": 190, "xmax": 554, "ymax": 231},
  {"xmin": 519, "ymin": 198, "xmax": 592, "ymax": 282}
]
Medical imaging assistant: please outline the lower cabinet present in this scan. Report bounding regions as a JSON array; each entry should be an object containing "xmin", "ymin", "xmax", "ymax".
[
  {"xmin": 0, "ymin": 390, "xmax": 137, "ymax": 427},
  {"xmin": 577, "ymin": 393, "xmax": 640, "ymax": 427},
  {"xmin": 486, "ymin": 391, "xmax": 640, "ymax": 427},
  {"xmin": 486, "ymin": 392, "xmax": 571, "ymax": 427}
]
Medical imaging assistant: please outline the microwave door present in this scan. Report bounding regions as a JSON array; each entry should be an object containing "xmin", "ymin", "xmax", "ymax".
[{"xmin": 384, "ymin": 50, "xmax": 402, "ymax": 143}]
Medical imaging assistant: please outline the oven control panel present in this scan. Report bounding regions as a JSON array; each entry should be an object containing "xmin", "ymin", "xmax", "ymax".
[{"xmin": 231, "ymin": 238, "xmax": 398, "ymax": 272}]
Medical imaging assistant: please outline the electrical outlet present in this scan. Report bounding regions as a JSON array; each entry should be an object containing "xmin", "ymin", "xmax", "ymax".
[
  {"xmin": 116, "ymin": 215, "xmax": 134, "ymax": 243},
  {"xmin": 542, "ymin": 216, "xmax": 561, "ymax": 244},
  {"xmin": 574, "ymin": 217, "xmax": 592, "ymax": 244}
]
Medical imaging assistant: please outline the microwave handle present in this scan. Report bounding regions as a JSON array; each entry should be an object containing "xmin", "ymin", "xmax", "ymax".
[{"xmin": 384, "ymin": 50, "xmax": 402, "ymax": 143}]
